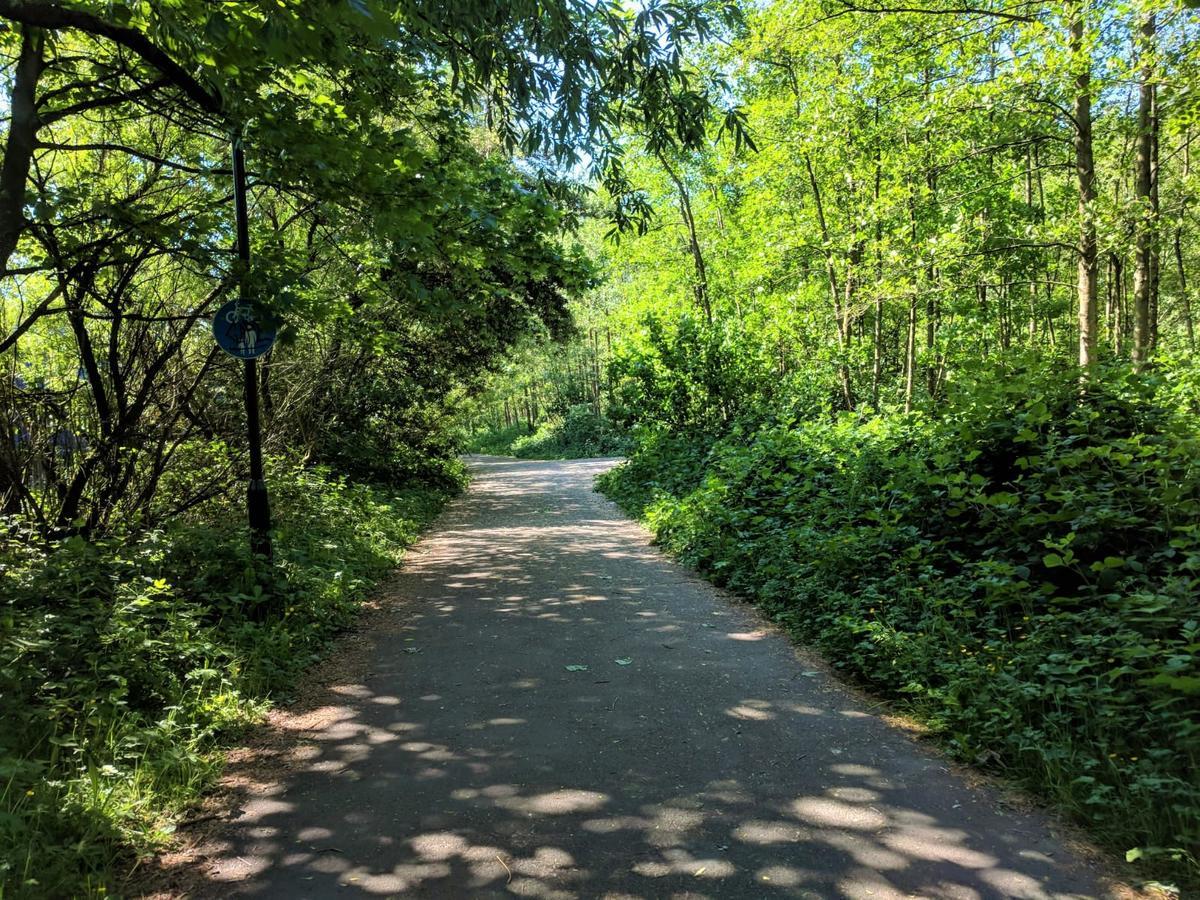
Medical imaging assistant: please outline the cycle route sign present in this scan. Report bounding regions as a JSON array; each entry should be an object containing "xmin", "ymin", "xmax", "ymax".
[{"xmin": 212, "ymin": 300, "xmax": 277, "ymax": 360}]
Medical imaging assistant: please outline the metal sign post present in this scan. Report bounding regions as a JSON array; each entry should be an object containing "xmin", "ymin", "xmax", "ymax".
[{"xmin": 217, "ymin": 135, "xmax": 275, "ymax": 560}]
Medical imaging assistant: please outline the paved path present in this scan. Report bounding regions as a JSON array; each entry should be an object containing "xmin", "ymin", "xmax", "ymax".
[{"xmin": 205, "ymin": 457, "xmax": 1109, "ymax": 899}]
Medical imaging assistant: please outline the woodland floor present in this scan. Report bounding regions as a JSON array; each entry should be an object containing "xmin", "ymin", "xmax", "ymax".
[{"xmin": 134, "ymin": 456, "xmax": 1133, "ymax": 899}]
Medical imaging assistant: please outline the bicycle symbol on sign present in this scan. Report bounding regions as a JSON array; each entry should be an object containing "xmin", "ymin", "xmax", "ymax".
[{"xmin": 212, "ymin": 299, "xmax": 277, "ymax": 360}]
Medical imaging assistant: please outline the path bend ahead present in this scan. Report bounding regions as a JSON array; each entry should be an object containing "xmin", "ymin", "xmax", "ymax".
[{"xmin": 202, "ymin": 456, "xmax": 1109, "ymax": 899}]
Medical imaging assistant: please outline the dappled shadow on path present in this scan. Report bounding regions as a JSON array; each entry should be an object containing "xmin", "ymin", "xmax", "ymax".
[{"xmin": 162, "ymin": 456, "xmax": 1103, "ymax": 900}]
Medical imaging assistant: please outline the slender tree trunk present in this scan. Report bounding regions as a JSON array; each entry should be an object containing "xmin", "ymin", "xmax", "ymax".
[
  {"xmin": 921, "ymin": 71, "xmax": 940, "ymax": 398},
  {"xmin": 1132, "ymin": 13, "xmax": 1157, "ymax": 370},
  {"xmin": 1029, "ymin": 282, "xmax": 1039, "ymax": 344},
  {"xmin": 1025, "ymin": 147, "xmax": 1039, "ymax": 346},
  {"xmin": 1043, "ymin": 265, "xmax": 1058, "ymax": 349},
  {"xmin": 904, "ymin": 293, "xmax": 917, "ymax": 413},
  {"xmin": 926, "ymin": 284, "xmax": 937, "ymax": 396},
  {"xmin": 1149, "ymin": 62, "xmax": 1161, "ymax": 353},
  {"xmin": 1178, "ymin": 132, "xmax": 1194, "ymax": 351},
  {"xmin": 978, "ymin": 282, "xmax": 989, "ymax": 359},
  {"xmin": 654, "ymin": 150, "xmax": 712, "ymax": 325},
  {"xmin": 1176, "ymin": 227, "xmax": 1195, "ymax": 352},
  {"xmin": 1106, "ymin": 254, "xmax": 1116, "ymax": 344},
  {"xmin": 591, "ymin": 328, "xmax": 602, "ymax": 416},
  {"xmin": 805, "ymin": 154, "xmax": 855, "ymax": 411},
  {"xmin": 1112, "ymin": 253, "xmax": 1125, "ymax": 352},
  {"xmin": 1072, "ymin": 3, "xmax": 1099, "ymax": 376},
  {"xmin": 0, "ymin": 27, "xmax": 44, "ymax": 276},
  {"xmin": 259, "ymin": 351, "xmax": 274, "ymax": 422},
  {"xmin": 872, "ymin": 295, "xmax": 884, "ymax": 412},
  {"xmin": 1001, "ymin": 280, "xmax": 1011, "ymax": 352}
]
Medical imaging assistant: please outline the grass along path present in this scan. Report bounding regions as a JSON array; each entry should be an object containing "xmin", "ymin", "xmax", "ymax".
[{"xmin": 153, "ymin": 456, "xmax": 1123, "ymax": 899}]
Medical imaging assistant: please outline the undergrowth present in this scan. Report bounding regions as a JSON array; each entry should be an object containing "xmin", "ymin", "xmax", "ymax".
[
  {"xmin": 597, "ymin": 362, "xmax": 1200, "ymax": 890},
  {"xmin": 465, "ymin": 404, "xmax": 630, "ymax": 459},
  {"xmin": 0, "ymin": 462, "xmax": 459, "ymax": 898}
]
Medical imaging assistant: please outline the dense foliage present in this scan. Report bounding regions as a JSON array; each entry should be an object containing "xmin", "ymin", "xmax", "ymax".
[
  {"xmin": 466, "ymin": 404, "xmax": 631, "ymax": 458},
  {"xmin": 0, "ymin": 15, "xmax": 590, "ymax": 529},
  {"xmin": 0, "ymin": 465, "xmax": 457, "ymax": 896},
  {"xmin": 0, "ymin": 0, "xmax": 750, "ymax": 894},
  {"xmin": 460, "ymin": 0, "xmax": 1200, "ymax": 889},
  {"xmin": 600, "ymin": 362, "xmax": 1199, "ymax": 879},
  {"xmin": 6, "ymin": 0, "xmax": 1200, "ymax": 893},
  {"xmin": 460, "ymin": 281, "xmax": 627, "ymax": 456}
]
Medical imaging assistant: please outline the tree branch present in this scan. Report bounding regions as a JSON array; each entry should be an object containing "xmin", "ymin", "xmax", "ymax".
[
  {"xmin": 39, "ymin": 78, "xmax": 172, "ymax": 124},
  {"xmin": 35, "ymin": 141, "xmax": 230, "ymax": 175},
  {"xmin": 0, "ymin": 0, "xmax": 222, "ymax": 114},
  {"xmin": 0, "ymin": 283, "xmax": 66, "ymax": 355},
  {"xmin": 835, "ymin": 0, "xmax": 1038, "ymax": 24}
]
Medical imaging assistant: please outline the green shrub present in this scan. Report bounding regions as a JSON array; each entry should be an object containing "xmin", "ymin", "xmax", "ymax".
[
  {"xmin": 511, "ymin": 404, "xmax": 631, "ymax": 458},
  {"xmin": 0, "ymin": 463, "xmax": 458, "ymax": 898},
  {"xmin": 598, "ymin": 360, "xmax": 1200, "ymax": 886},
  {"xmin": 463, "ymin": 422, "xmax": 534, "ymax": 455},
  {"xmin": 466, "ymin": 405, "xmax": 631, "ymax": 459}
]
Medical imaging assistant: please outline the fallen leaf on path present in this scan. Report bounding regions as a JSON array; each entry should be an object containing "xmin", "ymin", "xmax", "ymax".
[
  {"xmin": 564, "ymin": 664, "xmax": 589, "ymax": 672},
  {"xmin": 615, "ymin": 657, "xmax": 633, "ymax": 666}
]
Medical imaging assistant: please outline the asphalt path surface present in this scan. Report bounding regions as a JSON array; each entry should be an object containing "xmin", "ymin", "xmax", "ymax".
[{"xmin": 203, "ymin": 456, "xmax": 1108, "ymax": 899}]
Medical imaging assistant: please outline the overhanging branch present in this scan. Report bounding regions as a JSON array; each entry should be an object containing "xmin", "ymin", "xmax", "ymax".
[
  {"xmin": 0, "ymin": 0, "xmax": 222, "ymax": 115},
  {"xmin": 834, "ymin": 0, "xmax": 1038, "ymax": 24}
]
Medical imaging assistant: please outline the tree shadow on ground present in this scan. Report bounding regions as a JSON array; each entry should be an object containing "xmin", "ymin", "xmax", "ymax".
[{"xmin": 133, "ymin": 457, "xmax": 1108, "ymax": 900}]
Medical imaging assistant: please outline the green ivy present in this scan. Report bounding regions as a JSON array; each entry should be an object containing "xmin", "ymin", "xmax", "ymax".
[{"xmin": 598, "ymin": 360, "xmax": 1200, "ymax": 888}]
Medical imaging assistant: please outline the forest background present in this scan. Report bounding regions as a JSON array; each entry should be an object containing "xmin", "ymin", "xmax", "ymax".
[
  {"xmin": 1, "ymin": 0, "xmax": 1198, "ymax": 895},
  {"xmin": 467, "ymin": 0, "xmax": 1200, "ymax": 892}
]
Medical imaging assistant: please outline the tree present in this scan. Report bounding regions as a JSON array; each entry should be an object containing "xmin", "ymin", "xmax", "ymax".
[{"xmin": 1132, "ymin": 9, "xmax": 1159, "ymax": 369}]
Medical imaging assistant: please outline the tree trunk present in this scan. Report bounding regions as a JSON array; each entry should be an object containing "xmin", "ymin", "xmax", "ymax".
[
  {"xmin": 0, "ymin": 26, "xmax": 44, "ymax": 276},
  {"xmin": 1176, "ymin": 226, "xmax": 1195, "ymax": 352},
  {"xmin": 925, "ymin": 175, "xmax": 939, "ymax": 399},
  {"xmin": 1132, "ymin": 13, "xmax": 1157, "ymax": 370},
  {"xmin": 654, "ymin": 150, "xmax": 712, "ymax": 325},
  {"xmin": 1149, "ymin": 58, "xmax": 1161, "ymax": 353},
  {"xmin": 1071, "ymin": 3, "xmax": 1099, "ymax": 376},
  {"xmin": 260, "ymin": 351, "xmax": 274, "ymax": 422},
  {"xmin": 871, "ymin": 121, "xmax": 884, "ymax": 412},
  {"xmin": 591, "ymin": 329, "xmax": 602, "ymax": 415},
  {"xmin": 904, "ymin": 293, "xmax": 917, "ymax": 413},
  {"xmin": 805, "ymin": 154, "xmax": 855, "ymax": 411},
  {"xmin": 872, "ymin": 296, "xmax": 884, "ymax": 411}
]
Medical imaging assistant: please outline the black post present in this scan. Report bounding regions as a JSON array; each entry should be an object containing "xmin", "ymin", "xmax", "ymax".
[{"xmin": 232, "ymin": 135, "xmax": 272, "ymax": 559}]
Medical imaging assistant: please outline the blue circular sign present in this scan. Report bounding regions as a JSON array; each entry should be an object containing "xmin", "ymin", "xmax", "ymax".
[{"xmin": 212, "ymin": 300, "xmax": 277, "ymax": 359}]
